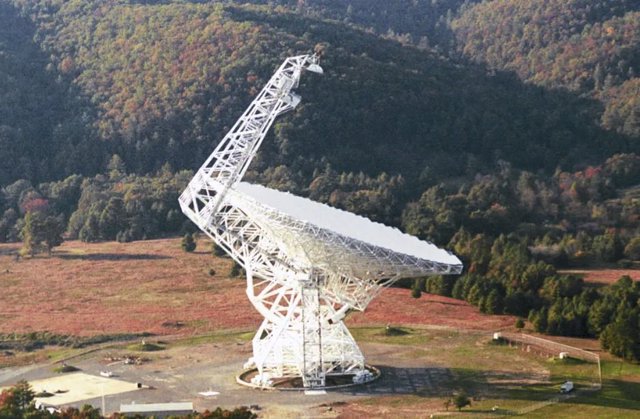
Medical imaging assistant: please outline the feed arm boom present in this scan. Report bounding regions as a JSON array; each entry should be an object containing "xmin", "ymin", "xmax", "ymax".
[{"xmin": 179, "ymin": 54, "xmax": 322, "ymax": 230}]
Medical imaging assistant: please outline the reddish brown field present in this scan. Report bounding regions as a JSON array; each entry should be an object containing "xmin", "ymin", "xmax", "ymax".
[
  {"xmin": 0, "ymin": 238, "xmax": 513, "ymax": 336},
  {"xmin": 348, "ymin": 288, "xmax": 515, "ymax": 331},
  {"xmin": 0, "ymin": 238, "xmax": 254, "ymax": 336},
  {"xmin": 560, "ymin": 268, "xmax": 640, "ymax": 286}
]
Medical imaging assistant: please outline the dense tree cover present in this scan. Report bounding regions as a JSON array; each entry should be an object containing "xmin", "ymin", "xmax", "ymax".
[
  {"xmin": 403, "ymin": 154, "xmax": 640, "ymax": 246},
  {"xmin": 419, "ymin": 229, "xmax": 640, "ymax": 362},
  {"xmin": 0, "ymin": 1, "xmax": 104, "ymax": 186},
  {"xmin": 452, "ymin": 0, "xmax": 640, "ymax": 137},
  {"xmin": 244, "ymin": 0, "xmax": 480, "ymax": 51},
  {"xmin": 0, "ymin": 158, "xmax": 192, "ymax": 247},
  {"xmin": 405, "ymin": 153, "xmax": 640, "ymax": 361},
  {"xmin": 66, "ymin": 162, "xmax": 192, "ymax": 243},
  {"xmin": 2, "ymin": 0, "xmax": 636, "ymax": 189},
  {"xmin": 3, "ymin": 151, "xmax": 636, "ymax": 252}
]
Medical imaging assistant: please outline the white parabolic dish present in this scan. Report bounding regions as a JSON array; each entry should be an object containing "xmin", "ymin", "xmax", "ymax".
[{"xmin": 231, "ymin": 182, "xmax": 462, "ymax": 279}]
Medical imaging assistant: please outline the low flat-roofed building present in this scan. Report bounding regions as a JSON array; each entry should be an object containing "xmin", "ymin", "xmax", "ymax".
[{"xmin": 119, "ymin": 402, "xmax": 194, "ymax": 418}]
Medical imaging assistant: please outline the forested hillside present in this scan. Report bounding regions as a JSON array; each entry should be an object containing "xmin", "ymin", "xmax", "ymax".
[
  {"xmin": 3, "ymin": 0, "xmax": 636, "ymax": 186},
  {"xmin": 452, "ymin": 0, "xmax": 640, "ymax": 138},
  {"xmin": 0, "ymin": 1, "xmax": 103, "ymax": 184},
  {"xmin": 1, "ymin": 1, "xmax": 639, "ymax": 359},
  {"xmin": 1, "ymin": 0, "xmax": 636, "ymax": 233}
]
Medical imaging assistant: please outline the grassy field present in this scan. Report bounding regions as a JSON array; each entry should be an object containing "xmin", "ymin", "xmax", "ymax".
[
  {"xmin": 1, "ymin": 324, "xmax": 639, "ymax": 417},
  {"xmin": 559, "ymin": 268, "xmax": 640, "ymax": 286},
  {"xmin": 1, "ymin": 238, "xmax": 638, "ymax": 417},
  {"xmin": 48, "ymin": 325, "xmax": 631, "ymax": 418},
  {"xmin": 0, "ymin": 238, "xmax": 514, "ymax": 337},
  {"xmin": 0, "ymin": 238, "xmax": 251, "ymax": 336},
  {"xmin": 342, "ymin": 327, "xmax": 640, "ymax": 418},
  {"xmin": 525, "ymin": 358, "xmax": 640, "ymax": 418}
]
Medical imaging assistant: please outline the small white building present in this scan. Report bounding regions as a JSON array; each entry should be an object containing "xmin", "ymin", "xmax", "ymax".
[{"xmin": 120, "ymin": 402, "xmax": 194, "ymax": 418}]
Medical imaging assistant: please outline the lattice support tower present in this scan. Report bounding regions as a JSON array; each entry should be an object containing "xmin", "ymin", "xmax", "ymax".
[{"xmin": 180, "ymin": 54, "xmax": 462, "ymax": 388}]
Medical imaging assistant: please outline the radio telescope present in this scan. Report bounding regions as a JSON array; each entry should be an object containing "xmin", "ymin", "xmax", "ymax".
[{"xmin": 179, "ymin": 54, "xmax": 462, "ymax": 388}]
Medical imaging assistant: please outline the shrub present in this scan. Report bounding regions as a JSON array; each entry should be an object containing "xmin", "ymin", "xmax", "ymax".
[
  {"xmin": 384, "ymin": 325, "xmax": 409, "ymax": 336},
  {"xmin": 411, "ymin": 278, "xmax": 422, "ymax": 298},
  {"xmin": 212, "ymin": 243, "xmax": 227, "ymax": 257},
  {"xmin": 53, "ymin": 363, "xmax": 79, "ymax": 373},
  {"xmin": 181, "ymin": 233, "xmax": 196, "ymax": 252},
  {"xmin": 230, "ymin": 261, "xmax": 243, "ymax": 277},
  {"xmin": 453, "ymin": 391, "xmax": 471, "ymax": 411},
  {"xmin": 128, "ymin": 340, "xmax": 165, "ymax": 352}
]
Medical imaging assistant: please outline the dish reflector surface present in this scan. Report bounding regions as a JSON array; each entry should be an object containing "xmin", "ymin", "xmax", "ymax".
[{"xmin": 235, "ymin": 182, "xmax": 461, "ymax": 266}]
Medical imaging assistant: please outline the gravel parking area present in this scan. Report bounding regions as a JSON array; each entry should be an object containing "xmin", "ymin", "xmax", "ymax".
[{"xmin": 0, "ymin": 339, "xmax": 453, "ymax": 417}]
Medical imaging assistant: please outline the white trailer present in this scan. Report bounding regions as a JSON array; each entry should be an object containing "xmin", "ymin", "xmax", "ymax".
[{"xmin": 560, "ymin": 381, "xmax": 574, "ymax": 393}]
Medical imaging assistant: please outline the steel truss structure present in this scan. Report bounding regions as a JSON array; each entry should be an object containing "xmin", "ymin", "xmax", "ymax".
[{"xmin": 179, "ymin": 54, "xmax": 463, "ymax": 388}]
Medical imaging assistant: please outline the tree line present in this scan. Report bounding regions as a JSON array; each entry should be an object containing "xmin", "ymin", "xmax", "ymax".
[
  {"xmin": 0, "ymin": 156, "xmax": 192, "ymax": 255},
  {"xmin": 5, "ymin": 151, "xmax": 637, "ymax": 253},
  {"xmin": 432, "ymin": 231, "xmax": 640, "ymax": 362},
  {"xmin": 404, "ymin": 152, "xmax": 640, "ymax": 361}
]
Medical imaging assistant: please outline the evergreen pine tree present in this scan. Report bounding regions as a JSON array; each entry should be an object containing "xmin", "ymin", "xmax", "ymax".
[{"xmin": 181, "ymin": 233, "xmax": 196, "ymax": 252}]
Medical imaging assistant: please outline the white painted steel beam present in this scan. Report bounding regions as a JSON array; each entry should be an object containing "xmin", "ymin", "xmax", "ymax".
[{"xmin": 180, "ymin": 54, "xmax": 462, "ymax": 388}]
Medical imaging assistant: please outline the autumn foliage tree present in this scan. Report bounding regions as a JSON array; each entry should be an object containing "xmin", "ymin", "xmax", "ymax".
[
  {"xmin": 20, "ymin": 210, "xmax": 64, "ymax": 257},
  {"xmin": 0, "ymin": 380, "xmax": 35, "ymax": 418}
]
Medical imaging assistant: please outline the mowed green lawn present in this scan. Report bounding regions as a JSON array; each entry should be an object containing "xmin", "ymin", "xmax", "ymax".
[
  {"xmin": 346, "ymin": 327, "xmax": 640, "ymax": 418},
  {"xmin": 524, "ymin": 359, "xmax": 640, "ymax": 419}
]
